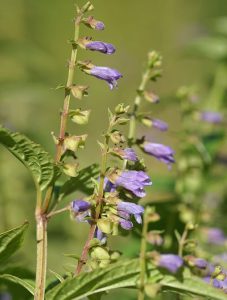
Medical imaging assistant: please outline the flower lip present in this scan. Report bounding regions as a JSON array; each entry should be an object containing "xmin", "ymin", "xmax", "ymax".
[
  {"xmin": 90, "ymin": 66, "xmax": 122, "ymax": 89},
  {"xmin": 71, "ymin": 199, "xmax": 91, "ymax": 213},
  {"xmin": 117, "ymin": 201, "xmax": 144, "ymax": 225},
  {"xmin": 86, "ymin": 41, "xmax": 116, "ymax": 54},
  {"xmin": 151, "ymin": 118, "xmax": 168, "ymax": 131},
  {"xmin": 111, "ymin": 170, "xmax": 152, "ymax": 198},
  {"xmin": 143, "ymin": 142, "xmax": 175, "ymax": 166},
  {"xmin": 158, "ymin": 254, "xmax": 183, "ymax": 273}
]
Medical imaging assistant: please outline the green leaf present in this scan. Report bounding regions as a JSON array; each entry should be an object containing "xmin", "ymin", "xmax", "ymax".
[
  {"xmin": 0, "ymin": 126, "xmax": 55, "ymax": 191},
  {"xmin": 45, "ymin": 259, "xmax": 227, "ymax": 300},
  {"xmin": 0, "ymin": 222, "xmax": 29, "ymax": 264},
  {"xmin": 161, "ymin": 272, "xmax": 227, "ymax": 300},
  {"xmin": 0, "ymin": 274, "xmax": 34, "ymax": 295},
  {"xmin": 45, "ymin": 259, "xmax": 157, "ymax": 300},
  {"xmin": 59, "ymin": 164, "xmax": 99, "ymax": 198}
]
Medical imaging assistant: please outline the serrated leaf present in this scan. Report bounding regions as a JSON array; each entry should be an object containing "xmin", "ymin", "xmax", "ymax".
[
  {"xmin": 45, "ymin": 259, "xmax": 157, "ymax": 300},
  {"xmin": 0, "ymin": 274, "xmax": 34, "ymax": 295},
  {"xmin": 161, "ymin": 273, "xmax": 227, "ymax": 300},
  {"xmin": 59, "ymin": 164, "xmax": 99, "ymax": 198},
  {"xmin": 0, "ymin": 126, "xmax": 55, "ymax": 191},
  {"xmin": 45, "ymin": 259, "xmax": 227, "ymax": 300},
  {"xmin": 0, "ymin": 222, "xmax": 28, "ymax": 264}
]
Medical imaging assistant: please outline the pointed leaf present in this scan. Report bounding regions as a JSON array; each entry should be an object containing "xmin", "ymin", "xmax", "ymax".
[
  {"xmin": 0, "ymin": 222, "xmax": 28, "ymax": 264},
  {"xmin": 0, "ymin": 126, "xmax": 55, "ymax": 191}
]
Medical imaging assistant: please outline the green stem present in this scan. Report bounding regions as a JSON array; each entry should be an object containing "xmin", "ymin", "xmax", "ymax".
[
  {"xmin": 34, "ymin": 11, "xmax": 82, "ymax": 300},
  {"xmin": 75, "ymin": 135, "xmax": 109, "ymax": 275},
  {"xmin": 178, "ymin": 226, "xmax": 188, "ymax": 257},
  {"xmin": 128, "ymin": 69, "xmax": 150, "ymax": 146},
  {"xmin": 34, "ymin": 215, "xmax": 47, "ymax": 300},
  {"xmin": 138, "ymin": 208, "xmax": 149, "ymax": 300},
  {"xmin": 42, "ymin": 16, "xmax": 81, "ymax": 214}
]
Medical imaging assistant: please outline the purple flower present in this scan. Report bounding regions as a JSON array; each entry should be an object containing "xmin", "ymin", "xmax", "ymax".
[
  {"xmin": 90, "ymin": 66, "xmax": 122, "ymax": 89},
  {"xmin": 194, "ymin": 258, "xmax": 208, "ymax": 269},
  {"xmin": 71, "ymin": 200, "xmax": 90, "ymax": 212},
  {"xmin": 86, "ymin": 41, "xmax": 116, "ymax": 54},
  {"xmin": 71, "ymin": 200, "xmax": 91, "ymax": 222},
  {"xmin": 158, "ymin": 254, "xmax": 183, "ymax": 273},
  {"xmin": 207, "ymin": 228, "xmax": 226, "ymax": 245},
  {"xmin": 152, "ymin": 119, "xmax": 168, "ymax": 131},
  {"xmin": 95, "ymin": 21, "xmax": 105, "ymax": 30},
  {"xmin": 143, "ymin": 142, "xmax": 175, "ymax": 166},
  {"xmin": 213, "ymin": 278, "xmax": 223, "ymax": 289},
  {"xmin": 117, "ymin": 201, "xmax": 144, "ymax": 224},
  {"xmin": 112, "ymin": 170, "xmax": 152, "ymax": 198},
  {"xmin": 122, "ymin": 148, "xmax": 138, "ymax": 161},
  {"xmin": 200, "ymin": 111, "xmax": 223, "ymax": 124},
  {"xmin": 119, "ymin": 219, "xmax": 133, "ymax": 230},
  {"xmin": 94, "ymin": 228, "xmax": 107, "ymax": 244}
]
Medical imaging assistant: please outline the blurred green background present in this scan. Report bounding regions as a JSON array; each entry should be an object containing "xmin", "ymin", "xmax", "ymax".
[{"xmin": 1, "ymin": 0, "xmax": 227, "ymax": 299}]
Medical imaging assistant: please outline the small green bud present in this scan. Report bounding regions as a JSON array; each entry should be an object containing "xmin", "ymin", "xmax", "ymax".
[
  {"xmin": 90, "ymin": 246, "xmax": 110, "ymax": 261},
  {"xmin": 63, "ymin": 163, "xmax": 79, "ymax": 177},
  {"xmin": 80, "ymin": 1, "xmax": 94, "ymax": 13},
  {"xmin": 70, "ymin": 85, "xmax": 89, "ymax": 100},
  {"xmin": 141, "ymin": 117, "xmax": 152, "ymax": 127},
  {"xmin": 110, "ymin": 130, "xmax": 125, "ymax": 144},
  {"xmin": 69, "ymin": 109, "xmax": 91, "ymax": 125},
  {"xmin": 143, "ymin": 91, "xmax": 160, "ymax": 103},
  {"xmin": 114, "ymin": 103, "xmax": 130, "ymax": 115},
  {"xmin": 99, "ymin": 260, "xmax": 110, "ymax": 268},
  {"xmin": 147, "ymin": 51, "xmax": 162, "ymax": 68},
  {"xmin": 97, "ymin": 219, "xmax": 112, "ymax": 234},
  {"xmin": 110, "ymin": 251, "xmax": 121, "ymax": 261},
  {"xmin": 64, "ymin": 134, "xmax": 87, "ymax": 152}
]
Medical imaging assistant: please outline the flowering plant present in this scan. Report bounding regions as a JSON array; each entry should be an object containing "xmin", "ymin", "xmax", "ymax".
[{"xmin": 0, "ymin": 2, "xmax": 227, "ymax": 300}]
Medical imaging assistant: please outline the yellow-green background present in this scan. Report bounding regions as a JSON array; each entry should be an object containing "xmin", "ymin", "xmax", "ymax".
[{"xmin": 0, "ymin": 1, "xmax": 227, "ymax": 299}]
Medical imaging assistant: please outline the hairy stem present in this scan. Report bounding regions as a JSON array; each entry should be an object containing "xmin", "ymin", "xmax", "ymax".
[
  {"xmin": 42, "ymin": 16, "xmax": 81, "ymax": 214},
  {"xmin": 75, "ymin": 136, "xmax": 109, "ymax": 275},
  {"xmin": 34, "ymin": 11, "xmax": 82, "ymax": 300},
  {"xmin": 128, "ymin": 69, "xmax": 150, "ymax": 146},
  {"xmin": 138, "ymin": 208, "xmax": 149, "ymax": 300},
  {"xmin": 34, "ymin": 215, "xmax": 47, "ymax": 300}
]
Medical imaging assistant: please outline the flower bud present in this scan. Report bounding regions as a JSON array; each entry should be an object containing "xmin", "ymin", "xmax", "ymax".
[
  {"xmin": 148, "ymin": 51, "xmax": 162, "ymax": 68},
  {"xmin": 69, "ymin": 109, "xmax": 91, "ymax": 125},
  {"xmin": 110, "ymin": 130, "xmax": 125, "ymax": 144},
  {"xmin": 90, "ymin": 246, "xmax": 110, "ymax": 261},
  {"xmin": 97, "ymin": 219, "xmax": 112, "ymax": 234},
  {"xmin": 115, "ymin": 103, "xmax": 130, "ymax": 115},
  {"xmin": 143, "ymin": 91, "xmax": 160, "ymax": 103},
  {"xmin": 82, "ymin": 16, "xmax": 105, "ymax": 30},
  {"xmin": 64, "ymin": 134, "xmax": 87, "ymax": 152},
  {"xmin": 70, "ymin": 85, "xmax": 89, "ymax": 100}
]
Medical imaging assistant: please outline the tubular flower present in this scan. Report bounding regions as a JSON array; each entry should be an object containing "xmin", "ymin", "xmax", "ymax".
[
  {"xmin": 151, "ymin": 118, "xmax": 168, "ymax": 131},
  {"xmin": 71, "ymin": 200, "xmax": 91, "ymax": 222},
  {"xmin": 142, "ymin": 142, "xmax": 175, "ymax": 166},
  {"xmin": 113, "ymin": 147, "xmax": 138, "ymax": 161},
  {"xmin": 117, "ymin": 201, "xmax": 144, "ymax": 224},
  {"xmin": 158, "ymin": 254, "xmax": 183, "ymax": 273},
  {"xmin": 86, "ymin": 41, "xmax": 116, "ymax": 54},
  {"xmin": 185, "ymin": 255, "xmax": 208, "ymax": 269},
  {"xmin": 90, "ymin": 66, "xmax": 122, "ymax": 89},
  {"xmin": 109, "ymin": 170, "xmax": 152, "ymax": 198},
  {"xmin": 200, "ymin": 111, "xmax": 223, "ymax": 124}
]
